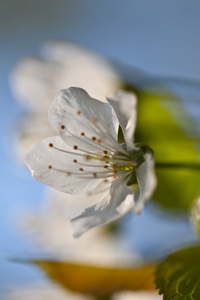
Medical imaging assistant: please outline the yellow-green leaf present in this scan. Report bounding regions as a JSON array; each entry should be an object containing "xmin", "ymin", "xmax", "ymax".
[{"xmin": 31, "ymin": 260, "xmax": 155, "ymax": 297}]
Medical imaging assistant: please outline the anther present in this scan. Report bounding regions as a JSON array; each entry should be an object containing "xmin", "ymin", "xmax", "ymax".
[
  {"xmin": 74, "ymin": 145, "xmax": 78, "ymax": 150},
  {"xmin": 79, "ymin": 168, "xmax": 84, "ymax": 171},
  {"xmin": 114, "ymin": 170, "xmax": 118, "ymax": 174},
  {"xmin": 92, "ymin": 118, "xmax": 98, "ymax": 123},
  {"xmin": 60, "ymin": 125, "xmax": 65, "ymax": 130},
  {"xmin": 48, "ymin": 165, "xmax": 52, "ymax": 169},
  {"xmin": 104, "ymin": 165, "xmax": 108, "ymax": 169},
  {"xmin": 93, "ymin": 172, "xmax": 97, "ymax": 177},
  {"xmin": 92, "ymin": 137, "xmax": 96, "ymax": 141},
  {"xmin": 66, "ymin": 172, "xmax": 71, "ymax": 176},
  {"xmin": 113, "ymin": 175, "xmax": 117, "ymax": 179},
  {"xmin": 73, "ymin": 159, "xmax": 77, "ymax": 163},
  {"xmin": 112, "ymin": 164, "xmax": 117, "ymax": 169},
  {"xmin": 77, "ymin": 110, "xmax": 81, "ymax": 115},
  {"xmin": 49, "ymin": 143, "xmax": 53, "ymax": 147},
  {"xmin": 104, "ymin": 179, "xmax": 108, "ymax": 183},
  {"xmin": 80, "ymin": 132, "xmax": 85, "ymax": 136},
  {"xmin": 97, "ymin": 139, "xmax": 102, "ymax": 144},
  {"xmin": 103, "ymin": 150, "xmax": 108, "ymax": 154}
]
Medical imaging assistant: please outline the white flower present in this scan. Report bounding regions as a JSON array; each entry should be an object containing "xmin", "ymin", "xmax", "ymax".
[{"xmin": 26, "ymin": 87, "xmax": 157, "ymax": 237}]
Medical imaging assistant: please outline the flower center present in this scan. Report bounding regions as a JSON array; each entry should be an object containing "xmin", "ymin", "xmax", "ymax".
[{"xmin": 47, "ymin": 110, "xmax": 153, "ymax": 193}]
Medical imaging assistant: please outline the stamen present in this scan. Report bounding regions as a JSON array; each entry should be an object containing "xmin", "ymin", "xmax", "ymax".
[
  {"xmin": 79, "ymin": 168, "xmax": 84, "ymax": 171},
  {"xmin": 49, "ymin": 143, "xmax": 53, "ymax": 148},
  {"xmin": 60, "ymin": 125, "xmax": 65, "ymax": 130},
  {"xmin": 76, "ymin": 111, "xmax": 126, "ymax": 155},
  {"xmin": 103, "ymin": 150, "xmax": 108, "ymax": 154},
  {"xmin": 93, "ymin": 172, "xmax": 97, "ymax": 177},
  {"xmin": 73, "ymin": 159, "xmax": 77, "ymax": 163},
  {"xmin": 67, "ymin": 172, "xmax": 71, "ymax": 176},
  {"xmin": 74, "ymin": 161, "xmax": 104, "ymax": 168},
  {"xmin": 74, "ymin": 145, "xmax": 78, "ymax": 150},
  {"xmin": 51, "ymin": 145, "xmax": 95, "ymax": 159},
  {"xmin": 48, "ymin": 165, "xmax": 52, "ymax": 169},
  {"xmin": 60, "ymin": 123, "xmax": 114, "ymax": 154},
  {"xmin": 77, "ymin": 110, "xmax": 81, "ymax": 115}
]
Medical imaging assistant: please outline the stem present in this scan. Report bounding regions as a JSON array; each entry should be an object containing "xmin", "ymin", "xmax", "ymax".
[{"xmin": 156, "ymin": 162, "xmax": 200, "ymax": 171}]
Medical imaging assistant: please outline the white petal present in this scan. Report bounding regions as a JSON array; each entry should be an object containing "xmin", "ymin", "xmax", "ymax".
[
  {"xmin": 133, "ymin": 153, "xmax": 157, "ymax": 214},
  {"xmin": 107, "ymin": 91, "xmax": 137, "ymax": 150},
  {"xmin": 26, "ymin": 136, "xmax": 104, "ymax": 197},
  {"xmin": 71, "ymin": 179, "xmax": 135, "ymax": 237},
  {"xmin": 49, "ymin": 87, "xmax": 119, "ymax": 151}
]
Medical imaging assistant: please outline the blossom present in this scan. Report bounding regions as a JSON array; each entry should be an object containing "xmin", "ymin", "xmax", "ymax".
[{"xmin": 26, "ymin": 87, "xmax": 157, "ymax": 237}]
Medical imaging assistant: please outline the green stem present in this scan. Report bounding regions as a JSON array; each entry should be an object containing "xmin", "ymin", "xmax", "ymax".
[{"xmin": 156, "ymin": 162, "xmax": 200, "ymax": 171}]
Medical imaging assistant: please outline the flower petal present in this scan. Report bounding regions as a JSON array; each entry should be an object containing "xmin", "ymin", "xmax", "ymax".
[
  {"xmin": 26, "ymin": 136, "xmax": 104, "ymax": 197},
  {"xmin": 107, "ymin": 91, "xmax": 137, "ymax": 151},
  {"xmin": 49, "ymin": 88, "xmax": 119, "ymax": 152},
  {"xmin": 71, "ymin": 179, "xmax": 135, "ymax": 237},
  {"xmin": 133, "ymin": 153, "xmax": 157, "ymax": 214}
]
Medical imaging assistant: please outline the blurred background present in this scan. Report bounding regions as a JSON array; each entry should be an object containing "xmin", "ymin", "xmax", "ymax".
[{"xmin": 1, "ymin": 0, "xmax": 200, "ymax": 299}]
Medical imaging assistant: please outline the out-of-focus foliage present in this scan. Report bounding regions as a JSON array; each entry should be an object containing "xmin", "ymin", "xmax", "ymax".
[
  {"xmin": 30, "ymin": 260, "xmax": 155, "ymax": 297},
  {"xmin": 155, "ymin": 244, "xmax": 200, "ymax": 299},
  {"xmin": 134, "ymin": 91, "xmax": 200, "ymax": 210}
]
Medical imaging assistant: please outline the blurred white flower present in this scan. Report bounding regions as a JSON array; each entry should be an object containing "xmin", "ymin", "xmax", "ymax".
[
  {"xmin": 5, "ymin": 285, "xmax": 162, "ymax": 300},
  {"xmin": 23, "ymin": 188, "xmax": 141, "ymax": 266},
  {"xmin": 10, "ymin": 39, "xmax": 122, "ymax": 161},
  {"xmin": 5, "ymin": 283, "xmax": 93, "ymax": 300},
  {"xmin": 113, "ymin": 291, "xmax": 161, "ymax": 300},
  {"xmin": 26, "ymin": 87, "xmax": 156, "ymax": 237},
  {"xmin": 11, "ymin": 39, "xmax": 122, "ymax": 110}
]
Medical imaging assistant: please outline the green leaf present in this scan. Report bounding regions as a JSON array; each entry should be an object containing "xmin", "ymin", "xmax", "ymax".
[
  {"xmin": 155, "ymin": 244, "xmax": 200, "ymax": 299},
  {"xmin": 135, "ymin": 92, "xmax": 200, "ymax": 210},
  {"xmin": 29, "ymin": 260, "xmax": 156, "ymax": 297}
]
